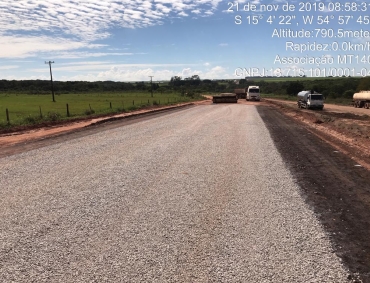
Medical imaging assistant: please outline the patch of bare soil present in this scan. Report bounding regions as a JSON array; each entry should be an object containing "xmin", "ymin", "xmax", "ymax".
[
  {"xmin": 259, "ymin": 106, "xmax": 370, "ymax": 282},
  {"xmin": 264, "ymin": 98, "xmax": 370, "ymax": 171}
]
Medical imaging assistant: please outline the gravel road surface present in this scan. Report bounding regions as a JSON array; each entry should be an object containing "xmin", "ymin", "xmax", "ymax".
[{"xmin": 0, "ymin": 104, "xmax": 351, "ymax": 282}]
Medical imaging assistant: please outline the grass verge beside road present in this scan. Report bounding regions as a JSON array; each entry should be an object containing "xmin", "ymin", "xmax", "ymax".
[{"xmin": 0, "ymin": 92, "xmax": 203, "ymax": 132}]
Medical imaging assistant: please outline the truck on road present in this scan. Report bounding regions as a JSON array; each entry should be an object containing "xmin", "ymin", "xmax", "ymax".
[
  {"xmin": 212, "ymin": 93, "xmax": 238, "ymax": 103},
  {"xmin": 352, "ymin": 91, "xmax": 370, "ymax": 109},
  {"xmin": 234, "ymin": 88, "xmax": 246, "ymax": 99},
  {"xmin": 297, "ymin": 90, "xmax": 324, "ymax": 110},
  {"xmin": 246, "ymin": 86, "xmax": 260, "ymax": 101}
]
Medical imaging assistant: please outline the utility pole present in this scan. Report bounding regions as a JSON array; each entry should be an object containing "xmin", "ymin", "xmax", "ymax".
[
  {"xmin": 149, "ymin": 75, "xmax": 154, "ymax": 97},
  {"xmin": 45, "ymin": 61, "xmax": 55, "ymax": 102}
]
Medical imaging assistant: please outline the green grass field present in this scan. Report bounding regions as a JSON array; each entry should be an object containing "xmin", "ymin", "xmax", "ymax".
[{"xmin": 0, "ymin": 92, "xmax": 202, "ymax": 127}]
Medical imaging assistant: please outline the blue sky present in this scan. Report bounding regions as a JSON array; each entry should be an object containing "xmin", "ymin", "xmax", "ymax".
[{"xmin": 1, "ymin": 0, "xmax": 369, "ymax": 81}]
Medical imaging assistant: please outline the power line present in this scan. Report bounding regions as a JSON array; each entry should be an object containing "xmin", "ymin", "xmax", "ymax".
[{"xmin": 45, "ymin": 61, "xmax": 55, "ymax": 102}]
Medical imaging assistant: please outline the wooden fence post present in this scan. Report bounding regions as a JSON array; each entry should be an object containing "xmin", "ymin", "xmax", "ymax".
[
  {"xmin": 66, "ymin": 103, "xmax": 70, "ymax": 117},
  {"xmin": 6, "ymin": 108, "xmax": 9, "ymax": 124},
  {"xmin": 39, "ymin": 106, "xmax": 43, "ymax": 118}
]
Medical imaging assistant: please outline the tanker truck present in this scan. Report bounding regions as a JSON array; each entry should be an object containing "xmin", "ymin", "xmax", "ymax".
[
  {"xmin": 352, "ymin": 91, "xmax": 370, "ymax": 109},
  {"xmin": 297, "ymin": 90, "xmax": 324, "ymax": 110}
]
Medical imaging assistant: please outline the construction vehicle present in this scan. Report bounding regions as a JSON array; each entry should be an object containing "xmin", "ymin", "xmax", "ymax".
[
  {"xmin": 234, "ymin": 88, "xmax": 246, "ymax": 99},
  {"xmin": 212, "ymin": 93, "xmax": 238, "ymax": 103},
  {"xmin": 352, "ymin": 91, "xmax": 370, "ymax": 109},
  {"xmin": 246, "ymin": 86, "xmax": 260, "ymax": 101},
  {"xmin": 297, "ymin": 90, "xmax": 324, "ymax": 110}
]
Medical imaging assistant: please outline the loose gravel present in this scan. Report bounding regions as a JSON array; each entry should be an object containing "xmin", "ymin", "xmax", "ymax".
[{"xmin": 0, "ymin": 104, "xmax": 351, "ymax": 282}]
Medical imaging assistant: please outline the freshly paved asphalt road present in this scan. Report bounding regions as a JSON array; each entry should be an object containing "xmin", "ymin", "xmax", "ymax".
[{"xmin": 0, "ymin": 104, "xmax": 352, "ymax": 282}]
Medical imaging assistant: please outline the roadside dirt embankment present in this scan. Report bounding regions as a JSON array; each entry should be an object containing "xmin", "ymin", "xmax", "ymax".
[{"xmin": 263, "ymin": 98, "xmax": 370, "ymax": 171}]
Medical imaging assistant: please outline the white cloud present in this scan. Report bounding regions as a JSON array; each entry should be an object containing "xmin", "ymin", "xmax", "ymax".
[
  {"xmin": 1, "ymin": 64, "xmax": 231, "ymax": 81},
  {"xmin": 178, "ymin": 11, "xmax": 189, "ymax": 17},
  {"xmin": 0, "ymin": 55, "xmax": 233, "ymax": 83},
  {"xmin": 63, "ymin": 67, "xmax": 177, "ymax": 82},
  {"xmin": 0, "ymin": 1, "xmax": 221, "ymax": 41},
  {"xmin": 205, "ymin": 66, "xmax": 228, "ymax": 77},
  {"xmin": 181, "ymin": 68, "xmax": 197, "ymax": 77},
  {"xmin": 0, "ymin": 0, "xmax": 223, "ymax": 59},
  {"xmin": 0, "ymin": 35, "xmax": 87, "ymax": 58},
  {"xmin": 46, "ymin": 51, "xmax": 138, "ymax": 59},
  {"xmin": 0, "ymin": 65, "xmax": 19, "ymax": 70},
  {"xmin": 29, "ymin": 63, "xmax": 196, "ymax": 73},
  {"xmin": 156, "ymin": 4, "xmax": 172, "ymax": 13},
  {"xmin": 0, "ymin": 35, "xmax": 112, "ymax": 59},
  {"xmin": 59, "ymin": 61, "xmax": 112, "ymax": 66},
  {"xmin": 80, "ymin": 65, "xmax": 231, "ymax": 81}
]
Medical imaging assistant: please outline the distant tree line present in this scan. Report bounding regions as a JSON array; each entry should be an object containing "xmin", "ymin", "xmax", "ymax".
[
  {"xmin": 235, "ymin": 77, "xmax": 365, "ymax": 99},
  {"xmin": 0, "ymin": 76, "xmax": 369, "ymax": 99},
  {"xmin": 0, "ymin": 76, "xmax": 227, "ymax": 97}
]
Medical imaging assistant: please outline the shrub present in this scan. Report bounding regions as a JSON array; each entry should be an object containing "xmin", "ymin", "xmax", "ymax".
[
  {"xmin": 127, "ymin": 105, "xmax": 139, "ymax": 111},
  {"xmin": 116, "ymin": 107, "xmax": 126, "ymax": 113},
  {"xmin": 23, "ymin": 115, "xmax": 41, "ymax": 124},
  {"xmin": 84, "ymin": 109, "xmax": 95, "ymax": 115},
  {"xmin": 343, "ymin": 89, "xmax": 355, "ymax": 99},
  {"xmin": 46, "ymin": 111, "xmax": 61, "ymax": 121},
  {"xmin": 0, "ymin": 121, "xmax": 11, "ymax": 128}
]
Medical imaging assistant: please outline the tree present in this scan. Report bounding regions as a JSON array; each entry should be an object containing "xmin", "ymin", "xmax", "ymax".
[
  {"xmin": 238, "ymin": 79, "xmax": 247, "ymax": 86},
  {"xmin": 286, "ymin": 81, "xmax": 304, "ymax": 96},
  {"xmin": 357, "ymin": 76, "xmax": 370, "ymax": 91},
  {"xmin": 170, "ymin": 76, "xmax": 181, "ymax": 82},
  {"xmin": 311, "ymin": 85, "xmax": 320, "ymax": 93},
  {"xmin": 343, "ymin": 89, "xmax": 355, "ymax": 99},
  {"xmin": 169, "ymin": 76, "xmax": 182, "ymax": 87}
]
